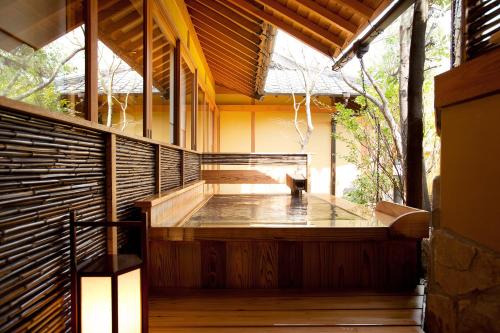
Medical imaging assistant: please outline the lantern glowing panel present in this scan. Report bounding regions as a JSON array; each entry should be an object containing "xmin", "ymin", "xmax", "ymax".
[
  {"xmin": 80, "ymin": 277, "xmax": 112, "ymax": 333},
  {"xmin": 118, "ymin": 268, "xmax": 142, "ymax": 333}
]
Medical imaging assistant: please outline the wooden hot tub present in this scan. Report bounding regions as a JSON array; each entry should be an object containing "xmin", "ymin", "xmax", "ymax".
[{"xmin": 145, "ymin": 193, "xmax": 430, "ymax": 292}]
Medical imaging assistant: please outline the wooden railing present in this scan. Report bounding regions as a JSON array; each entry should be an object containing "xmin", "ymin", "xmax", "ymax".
[
  {"xmin": 201, "ymin": 153, "xmax": 309, "ymax": 188},
  {"xmin": 0, "ymin": 102, "xmax": 202, "ymax": 332}
]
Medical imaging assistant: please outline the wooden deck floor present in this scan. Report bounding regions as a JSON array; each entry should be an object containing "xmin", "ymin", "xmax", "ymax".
[{"xmin": 149, "ymin": 287, "xmax": 425, "ymax": 332}]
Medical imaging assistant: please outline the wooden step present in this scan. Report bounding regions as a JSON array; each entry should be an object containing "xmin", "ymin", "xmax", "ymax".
[{"xmin": 150, "ymin": 328, "xmax": 424, "ymax": 333}]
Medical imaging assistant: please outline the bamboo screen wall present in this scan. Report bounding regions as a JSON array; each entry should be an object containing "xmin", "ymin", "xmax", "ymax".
[
  {"xmin": 0, "ymin": 108, "xmax": 202, "ymax": 331},
  {"xmin": 0, "ymin": 110, "xmax": 107, "ymax": 332},
  {"xmin": 116, "ymin": 137, "xmax": 156, "ymax": 220},
  {"xmin": 161, "ymin": 146, "xmax": 182, "ymax": 191},
  {"xmin": 184, "ymin": 151, "xmax": 201, "ymax": 184}
]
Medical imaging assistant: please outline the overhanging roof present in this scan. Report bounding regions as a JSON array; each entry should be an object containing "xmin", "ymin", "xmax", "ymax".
[{"xmin": 185, "ymin": 0, "xmax": 398, "ymax": 98}]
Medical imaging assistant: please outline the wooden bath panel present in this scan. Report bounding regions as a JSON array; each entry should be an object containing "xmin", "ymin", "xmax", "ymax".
[{"xmin": 148, "ymin": 239, "xmax": 418, "ymax": 291}]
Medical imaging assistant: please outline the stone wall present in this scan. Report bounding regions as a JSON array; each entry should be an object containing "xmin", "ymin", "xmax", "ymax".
[{"xmin": 426, "ymin": 177, "xmax": 500, "ymax": 333}]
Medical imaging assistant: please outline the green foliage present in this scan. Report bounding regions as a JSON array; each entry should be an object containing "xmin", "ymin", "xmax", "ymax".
[
  {"xmin": 336, "ymin": 5, "xmax": 448, "ymax": 206},
  {"xmin": 0, "ymin": 43, "xmax": 80, "ymax": 113}
]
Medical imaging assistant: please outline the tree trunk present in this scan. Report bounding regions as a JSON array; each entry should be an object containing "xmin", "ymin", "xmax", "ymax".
[{"xmin": 406, "ymin": 0, "xmax": 428, "ymax": 209}]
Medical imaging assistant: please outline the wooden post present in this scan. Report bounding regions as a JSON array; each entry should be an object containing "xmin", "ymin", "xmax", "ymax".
[
  {"xmin": 156, "ymin": 145, "xmax": 161, "ymax": 194},
  {"xmin": 173, "ymin": 40, "xmax": 181, "ymax": 146},
  {"xmin": 85, "ymin": 0, "xmax": 98, "ymax": 122},
  {"xmin": 143, "ymin": 0, "xmax": 153, "ymax": 138},
  {"xmin": 106, "ymin": 133, "xmax": 117, "ymax": 254},
  {"xmin": 181, "ymin": 150, "xmax": 185, "ymax": 186},
  {"xmin": 192, "ymin": 70, "xmax": 198, "ymax": 151},
  {"xmin": 69, "ymin": 211, "xmax": 78, "ymax": 333},
  {"xmin": 141, "ymin": 211, "xmax": 150, "ymax": 333}
]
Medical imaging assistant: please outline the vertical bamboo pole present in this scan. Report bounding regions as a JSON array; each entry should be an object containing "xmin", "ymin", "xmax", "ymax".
[
  {"xmin": 85, "ymin": 0, "xmax": 98, "ymax": 122},
  {"xmin": 143, "ymin": 0, "xmax": 153, "ymax": 138},
  {"xmin": 106, "ymin": 133, "xmax": 117, "ymax": 254}
]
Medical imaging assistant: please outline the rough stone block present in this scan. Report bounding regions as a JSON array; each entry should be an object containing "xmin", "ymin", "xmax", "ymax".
[{"xmin": 426, "ymin": 293, "xmax": 457, "ymax": 333}]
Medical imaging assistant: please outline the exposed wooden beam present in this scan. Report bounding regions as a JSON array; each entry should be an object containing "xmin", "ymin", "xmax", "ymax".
[
  {"xmin": 210, "ymin": 69, "xmax": 254, "ymax": 94},
  {"xmin": 198, "ymin": 34, "xmax": 259, "ymax": 67},
  {"xmin": 201, "ymin": 47, "xmax": 260, "ymax": 75},
  {"xmin": 191, "ymin": 16, "xmax": 261, "ymax": 54},
  {"xmin": 335, "ymin": 0, "xmax": 375, "ymax": 19},
  {"xmin": 254, "ymin": 0, "xmax": 348, "ymax": 45},
  {"xmin": 218, "ymin": 104, "xmax": 337, "ymax": 113},
  {"xmin": 227, "ymin": 0, "xmax": 335, "ymax": 56},
  {"xmin": 293, "ymin": 0, "xmax": 360, "ymax": 34},
  {"xmin": 186, "ymin": 0, "xmax": 261, "ymax": 34},
  {"xmin": 208, "ymin": 63, "xmax": 256, "ymax": 89},
  {"xmin": 187, "ymin": 2, "xmax": 262, "ymax": 45}
]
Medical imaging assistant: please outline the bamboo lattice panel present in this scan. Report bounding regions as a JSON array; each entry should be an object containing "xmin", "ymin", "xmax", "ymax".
[
  {"xmin": 184, "ymin": 151, "xmax": 201, "ymax": 184},
  {"xmin": 116, "ymin": 136, "xmax": 156, "ymax": 219},
  {"xmin": 0, "ymin": 110, "xmax": 107, "ymax": 332},
  {"xmin": 161, "ymin": 146, "xmax": 182, "ymax": 191}
]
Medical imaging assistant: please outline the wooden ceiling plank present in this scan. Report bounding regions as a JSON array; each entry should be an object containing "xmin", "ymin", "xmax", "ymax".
[
  {"xmin": 187, "ymin": 0, "xmax": 262, "ymax": 35},
  {"xmin": 210, "ymin": 69, "xmax": 254, "ymax": 94},
  {"xmin": 190, "ymin": 15, "xmax": 261, "ymax": 54},
  {"xmin": 293, "ymin": 0, "xmax": 359, "ymax": 34},
  {"xmin": 254, "ymin": 0, "xmax": 347, "ymax": 46},
  {"xmin": 197, "ymin": 35, "xmax": 259, "ymax": 69},
  {"xmin": 227, "ymin": 0, "xmax": 335, "ymax": 56},
  {"xmin": 334, "ymin": 0, "xmax": 375, "ymax": 19},
  {"xmin": 207, "ymin": 59, "xmax": 256, "ymax": 84},
  {"xmin": 187, "ymin": 2, "xmax": 262, "ymax": 45},
  {"xmin": 204, "ymin": 54, "xmax": 258, "ymax": 82}
]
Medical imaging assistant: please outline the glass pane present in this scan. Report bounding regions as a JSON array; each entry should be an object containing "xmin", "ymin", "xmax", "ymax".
[
  {"xmin": 0, "ymin": 0, "xmax": 86, "ymax": 116},
  {"xmin": 118, "ymin": 268, "xmax": 142, "ymax": 333},
  {"xmin": 81, "ymin": 276, "xmax": 112, "ymax": 333},
  {"xmin": 197, "ymin": 88, "xmax": 205, "ymax": 151},
  {"xmin": 97, "ymin": 0, "xmax": 144, "ymax": 136},
  {"xmin": 180, "ymin": 58, "xmax": 193, "ymax": 149},
  {"xmin": 152, "ymin": 19, "xmax": 173, "ymax": 144}
]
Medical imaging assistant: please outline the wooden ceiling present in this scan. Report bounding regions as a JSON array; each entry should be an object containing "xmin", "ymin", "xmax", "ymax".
[
  {"xmin": 185, "ymin": 0, "xmax": 275, "ymax": 98},
  {"xmin": 185, "ymin": 0, "xmax": 392, "ymax": 97}
]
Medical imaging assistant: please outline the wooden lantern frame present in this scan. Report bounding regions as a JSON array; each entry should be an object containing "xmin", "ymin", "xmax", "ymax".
[{"xmin": 69, "ymin": 211, "xmax": 149, "ymax": 333}]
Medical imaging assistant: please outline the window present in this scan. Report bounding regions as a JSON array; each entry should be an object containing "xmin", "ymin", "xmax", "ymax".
[
  {"xmin": 180, "ymin": 58, "xmax": 194, "ymax": 149},
  {"xmin": 0, "ymin": 1, "xmax": 86, "ymax": 116},
  {"xmin": 97, "ymin": 0, "xmax": 144, "ymax": 136},
  {"xmin": 151, "ymin": 19, "xmax": 174, "ymax": 144},
  {"xmin": 197, "ymin": 88, "xmax": 205, "ymax": 151}
]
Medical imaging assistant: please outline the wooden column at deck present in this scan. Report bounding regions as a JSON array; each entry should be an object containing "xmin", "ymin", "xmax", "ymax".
[
  {"xmin": 192, "ymin": 70, "xmax": 198, "ymax": 151},
  {"xmin": 106, "ymin": 133, "xmax": 117, "ymax": 254},
  {"xmin": 143, "ymin": 0, "xmax": 153, "ymax": 138},
  {"xmin": 85, "ymin": 0, "xmax": 98, "ymax": 122},
  {"xmin": 173, "ymin": 40, "xmax": 181, "ymax": 146}
]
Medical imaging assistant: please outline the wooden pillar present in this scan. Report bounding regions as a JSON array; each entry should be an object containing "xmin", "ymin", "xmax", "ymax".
[
  {"xmin": 192, "ymin": 70, "xmax": 198, "ymax": 151},
  {"xmin": 85, "ymin": 0, "xmax": 98, "ymax": 122},
  {"xmin": 106, "ymin": 133, "xmax": 117, "ymax": 254},
  {"xmin": 173, "ymin": 40, "xmax": 181, "ymax": 146},
  {"xmin": 143, "ymin": 0, "xmax": 153, "ymax": 138},
  {"xmin": 155, "ymin": 144, "xmax": 161, "ymax": 194},
  {"xmin": 180, "ymin": 150, "xmax": 185, "ymax": 186}
]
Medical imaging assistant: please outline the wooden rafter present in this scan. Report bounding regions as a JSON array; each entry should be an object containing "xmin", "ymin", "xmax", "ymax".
[
  {"xmin": 190, "ymin": 15, "xmax": 261, "ymax": 53},
  {"xmin": 292, "ymin": 0, "xmax": 360, "ymax": 34},
  {"xmin": 187, "ymin": 2, "xmax": 262, "ymax": 45},
  {"xmin": 227, "ymin": 0, "xmax": 336, "ymax": 56},
  {"xmin": 334, "ymin": 0, "xmax": 375, "ymax": 19},
  {"xmin": 187, "ymin": 0, "xmax": 262, "ymax": 34}
]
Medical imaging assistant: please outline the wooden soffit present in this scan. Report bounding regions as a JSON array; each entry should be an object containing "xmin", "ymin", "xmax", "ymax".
[{"xmin": 184, "ymin": 0, "xmax": 393, "ymax": 98}]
